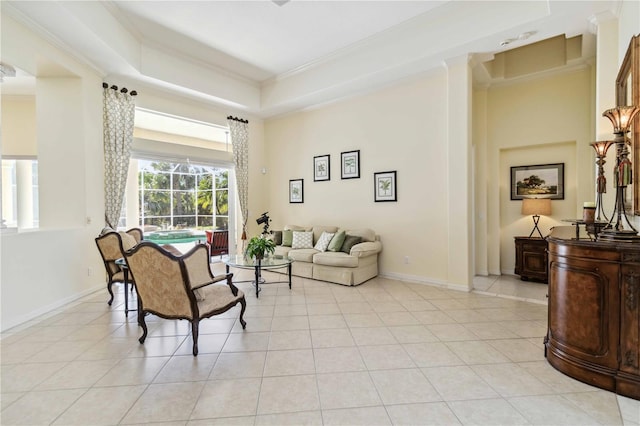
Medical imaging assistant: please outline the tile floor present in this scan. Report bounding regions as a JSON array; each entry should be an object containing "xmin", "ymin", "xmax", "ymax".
[
  {"xmin": 1, "ymin": 266, "xmax": 638, "ymax": 425},
  {"xmin": 472, "ymin": 274, "xmax": 548, "ymax": 304}
]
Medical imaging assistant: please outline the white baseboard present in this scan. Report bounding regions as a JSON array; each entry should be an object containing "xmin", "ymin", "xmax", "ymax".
[
  {"xmin": 380, "ymin": 272, "xmax": 471, "ymax": 292},
  {"xmin": 1, "ymin": 284, "xmax": 103, "ymax": 333},
  {"xmin": 472, "ymin": 289, "xmax": 548, "ymax": 306}
]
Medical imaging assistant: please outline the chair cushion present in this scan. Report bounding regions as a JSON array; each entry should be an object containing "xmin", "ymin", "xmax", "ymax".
[
  {"xmin": 118, "ymin": 231, "xmax": 138, "ymax": 251},
  {"xmin": 197, "ymin": 284, "xmax": 245, "ymax": 318},
  {"xmin": 161, "ymin": 244, "xmax": 183, "ymax": 256}
]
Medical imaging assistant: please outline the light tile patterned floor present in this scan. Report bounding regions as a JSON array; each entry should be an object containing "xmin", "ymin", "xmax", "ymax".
[{"xmin": 1, "ymin": 266, "xmax": 638, "ymax": 425}]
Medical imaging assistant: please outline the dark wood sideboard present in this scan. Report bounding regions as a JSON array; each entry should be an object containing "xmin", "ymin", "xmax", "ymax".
[
  {"xmin": 545, "ymin": 226, "xmax": 640, "ymax": 400},
  {"xmin": 514, "ymin": 237, "xmax": 548, "ymax": 283}
]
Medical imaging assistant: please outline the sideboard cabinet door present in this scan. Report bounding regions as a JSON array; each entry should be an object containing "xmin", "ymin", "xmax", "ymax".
[
  {"xmin": 548, "ymin": 254, "xmax": 619, "ymax": 371},
  {"xmin": 618, "ymin": 263, "xmax": 640, "ymax": 398}
]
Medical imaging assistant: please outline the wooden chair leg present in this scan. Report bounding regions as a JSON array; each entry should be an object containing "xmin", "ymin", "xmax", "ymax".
[
  {"xmin": 107, "ymin": 280, "xmax": 114, "ymax": 305},
  {"xmin": 239, "ymin": 297, "xmax": 247, "ymax": 329},
  {"xmin": 138, "ymin": 305, "xmax": 148, "ymax": 344},
  {"xmin": 191, "ymin": 320, "xmax": 200, "ymax": 356}
]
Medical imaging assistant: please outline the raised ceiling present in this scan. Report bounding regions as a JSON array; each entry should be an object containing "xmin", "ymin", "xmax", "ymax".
[{"xmin": 3, "ymin": 1, "xmax": 617, "ymax": 118}]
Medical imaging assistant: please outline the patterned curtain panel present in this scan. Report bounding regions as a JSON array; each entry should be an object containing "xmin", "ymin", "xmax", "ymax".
[
  {"xmin": 103, "ymin": 84, "xmax": 136, "ymax": 229},
  {"xmin": 227, "ymin": 116, "xmax": 249, "ymax": 244}
]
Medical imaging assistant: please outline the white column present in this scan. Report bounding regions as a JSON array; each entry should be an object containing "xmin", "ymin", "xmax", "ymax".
[
  {"xmin": 16, "ymin": 160, "xmax": 33, "ymax": 229},
  {"xmin": 445, "ymin": 55, "xmax": 473, "ymax": 290},
  {"xmin": 125, "ymin": 158, "xmax": 139, "ymax": 228},
  {"xmin": 592, "ymin": 13, "xmax": 619, "ymax": 139},
  {"xmin": 1, "ymin": 161, "xmax": 15, "ymax": 227},
  {"xmin": 591, "ymin": 14, "xmax": 619, "ymax": 213}
]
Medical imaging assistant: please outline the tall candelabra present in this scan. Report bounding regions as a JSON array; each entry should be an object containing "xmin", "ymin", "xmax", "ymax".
[
  {"xmin": 590, "ymin": 140, "xmax": 614, "ymax": 221},
  {"xmin": 598, "ymin": 106, "xmax": 640, "ymax": 241}
]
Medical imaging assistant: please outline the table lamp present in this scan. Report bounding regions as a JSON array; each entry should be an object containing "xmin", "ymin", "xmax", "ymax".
[{"xmin": 522, "ymin": 198, "xmax": 552, "ymax": 238}]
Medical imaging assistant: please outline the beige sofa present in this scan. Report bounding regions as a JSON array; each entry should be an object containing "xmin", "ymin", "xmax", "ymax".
[{"xmin": 272, "ymin": 225, "xmax": 382, "ymax": 286}]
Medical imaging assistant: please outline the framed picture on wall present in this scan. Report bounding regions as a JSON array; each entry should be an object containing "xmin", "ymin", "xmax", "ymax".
[
  {"xmin": 374, "ymin": 171, "xmax": 397, "ymax": 202},
  {"xmin": 314, "ymin": 155, "xmax": 330, "ymax": 181},
  {"xmin": 341, "ymin": 150, "xmax": 360, "ymax": 179},
  {"xmin": 289, "ymin": 179, "xmax": 304, "ymax": 203},
  {"xmin": 510, "ymin": 163, "xmax": 564, "ymax": 200}
]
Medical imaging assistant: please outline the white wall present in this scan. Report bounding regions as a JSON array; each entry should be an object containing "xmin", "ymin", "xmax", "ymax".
[
  {"xmin": 0, "ymin": 15, "xmax": 269, "ymax": 330},
  {"xmin": 1, "ymin": 97, "xmax": 37, "ymax": 156},
  {"xmin": 132, "ymin": 88, "xmax": 268, "ymax": 249},
  {"xmin": 1, "ymin": 15, "xmax": 106, "ymax": 330},
  {"xmin": 264, "ymin": 71, "xmax": 454, "ymax": 286},
  {"xmin": 1, "ymin": 8, "xmax": 636, "ymax": 329},
  {"xmin": 481, "ymin": 68, "xmax": 594, "ymax": 276}
]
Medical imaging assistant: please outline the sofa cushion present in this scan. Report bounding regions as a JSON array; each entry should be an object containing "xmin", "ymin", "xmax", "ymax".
[
  {"xmin": 328, "ymin": 230, "xmax": 346, "ymax": 252},
  {"xmin": 285, "ymin": 225, "xmax": 310, "ymax": 231},
  {"xmin": 292, "ymin": 231, "xmax": 314, "ymax": 249},
  {"xmin": 282, "ymin": 230, "xmax": 293, "ymax": 247},
  {"xmin": 288, "ymin": 248, "xmax": 318, "ymax": 262},
  {"xmin": 313, "ymin": 251, "xmax": 359, "ymax": 268},
  {"xmin": 314, "ymin": 231, "xmax": 335, "ymax": 252},
  {"xmin": 274, "ymin": 245, "xmax": 292, "ymax": 257},
  {"xmin": 340, "ymin": 235, "xmax": 362, "ymax": 254},
  {"xmin": 346, "ymin": 228, "xmax": 376, "ymax": 243},
  {"xmin": 312, "ymin": 226, "xmax": 339, "ymax": 244},
  {"xmin": 272, "ymin": 231, "xmax": 283, "ymax": 245}
]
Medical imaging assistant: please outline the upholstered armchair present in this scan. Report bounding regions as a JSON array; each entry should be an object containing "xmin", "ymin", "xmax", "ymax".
[
  {"xmin": 95, "ymin": 228, "xmax": 142, "ymax": 305},
  {"xmin": 124, "ymin": 241, "xmax": 246, "ymax": 356}
]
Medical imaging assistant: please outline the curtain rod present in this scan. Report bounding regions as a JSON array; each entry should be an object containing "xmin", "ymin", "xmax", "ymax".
[
  {"xmin": 227, "ymin": 115, "xmax": 248, "ymax": 123},
  {"xmin": 102, "ymin": 82, "xmax": 137, "ymax": 96}
]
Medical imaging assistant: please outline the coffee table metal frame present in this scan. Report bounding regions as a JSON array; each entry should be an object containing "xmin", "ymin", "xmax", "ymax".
[
  {"xmin": 223, "ymin": 254, "xmax": 293, "ymax": 297},
  {"xmin": 114, "ymin": 257, "xmax": 136, "ymax": 316}
]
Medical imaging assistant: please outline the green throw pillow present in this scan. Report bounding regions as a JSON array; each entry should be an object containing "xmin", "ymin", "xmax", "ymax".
[
  {"xmin": 328, "ymin": 230, "xmax": 346, "ymax": 252},
  {"xmin": 340, "ymin": 235, "xmax": 362, "ymax": 254},
  {"xmin": 282, "ymin": 229, "xmax": 293, "ymax": 247}
]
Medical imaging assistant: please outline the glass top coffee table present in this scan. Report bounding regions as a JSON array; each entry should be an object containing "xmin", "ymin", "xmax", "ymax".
[{"xmin": 223, "ymin": 255, "xmax": 293, "ymax": 298}]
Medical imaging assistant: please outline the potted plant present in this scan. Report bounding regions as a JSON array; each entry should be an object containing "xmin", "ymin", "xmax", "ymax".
[{"xmin": 245, "ymin": 235, "xmax": 276, "ymax": 260}]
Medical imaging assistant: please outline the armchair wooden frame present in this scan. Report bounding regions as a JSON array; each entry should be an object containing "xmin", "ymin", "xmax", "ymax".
[
  {"xmin": 124, "ymin": 242, "xmax": 246, "ymax": 356},
  {"xmin": 95, "ymin": 227, "xmax": 143, "ymax": 305}
]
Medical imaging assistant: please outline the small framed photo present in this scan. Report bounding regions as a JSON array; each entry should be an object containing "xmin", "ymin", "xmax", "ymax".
[
  {"xmin": 374, "ymin": 171, "xmax": 397, "ymax": 202},
  {"xmin": 341, "ymin": 150, "xmax": 360, "ymax": 179},
  {"xmin": 314, "ymin": 155, "xmax": 330, "ymax": 181},
  {"xmin": 510, "ymin": 163, "xmax": 564, "ymax": 200},
  {"xmin": 289, "ymin": 179, "xmax": 304, "ymax": 203}
]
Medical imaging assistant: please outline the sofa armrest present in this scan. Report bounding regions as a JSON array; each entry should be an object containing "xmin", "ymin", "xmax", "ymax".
[{"xmin": 350, "ymin": 241, "xmax": 382, "ymax": 258}]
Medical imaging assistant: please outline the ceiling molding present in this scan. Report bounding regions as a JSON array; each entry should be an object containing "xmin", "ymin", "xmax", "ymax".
[{"xmin": 3, "ymin": 0, "xmax": 619, "ymax": 118}]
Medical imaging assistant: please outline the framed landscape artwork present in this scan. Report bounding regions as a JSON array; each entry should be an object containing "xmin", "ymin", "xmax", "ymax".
[
  {"xmin": 510, "ymin": 163, "xmax": 564, "ymax": 200},
  {"xmin": 289, "ymin": 179, "xmax": 304, "ymax": 203},
  {"xmin": 314, "ymin": 155, "xmax": 330, "ymax": 181},
  {"xmin": 341, "ymin": 150, "xmax": 360, "ymax": 179},
  {"xmin": 374, "ymin": 171, "xmax": 397, "ymax": 202}
]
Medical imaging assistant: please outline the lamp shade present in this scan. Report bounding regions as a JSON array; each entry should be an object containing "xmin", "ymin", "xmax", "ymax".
[
  {"xmin": 602, "ymin": 106, "xmax": 640, "ymax": 134},
  {"xmin": 522, "ymin": 198, "xmax": 552, "ymax": 216},
  {"xmin": 591, "ymin": 140, "xmax": 614, "ymax": 157}
]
